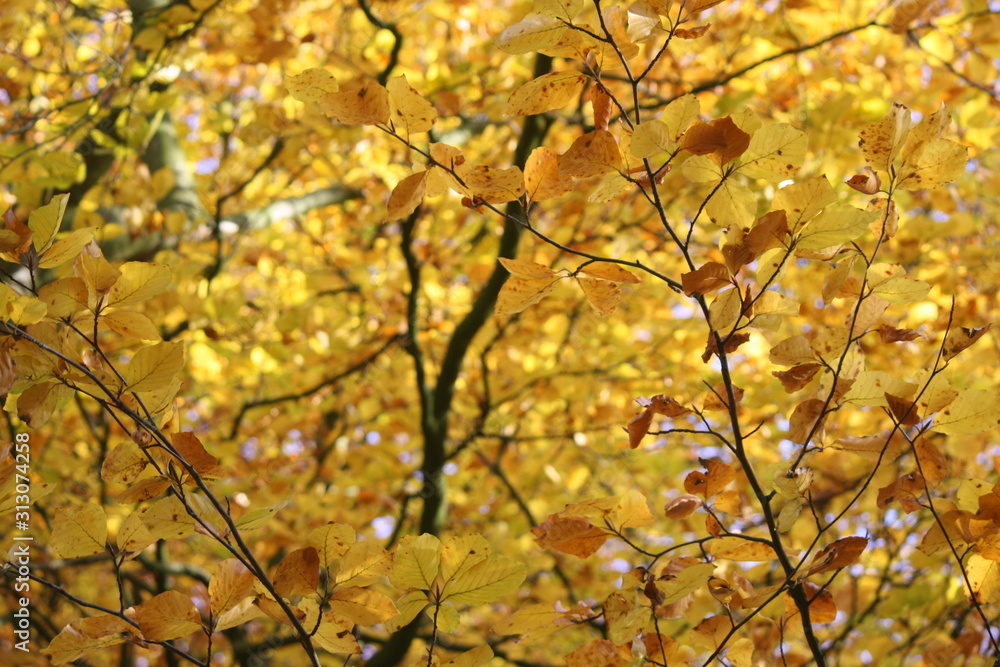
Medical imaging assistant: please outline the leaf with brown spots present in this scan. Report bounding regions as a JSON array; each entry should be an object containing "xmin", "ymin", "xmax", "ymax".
[
  {"xmin": 320, "ymin": 79, "xmax": 390, "ymax": 125},
  {"xmin": 944, "ymin": 324, "xmax": 992, "ymax": 361}
]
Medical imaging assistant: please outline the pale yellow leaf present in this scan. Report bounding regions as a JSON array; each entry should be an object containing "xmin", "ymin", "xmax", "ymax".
[
  {"xmin": 496, "ymin": 12, "xmax": 567, "ymax": 54},
  {"xmin": 103, "ymin": 310, "xmax": 162, "ymax": 340},
  {"xmin": 39, "ymin": 228, "xmax": 94, "ymax": 269},
  {"xmin": 392, "ymin": 533, "xmax": 441, "ymax": 590},
  {"xmin": 107, "ymin": 263, "xmax": 172, "ymax": 308},
  {"xmin": 125, "ymin": 341, "xmax": 185, "ymax": 393},
  {"xmin": 28, "ymin": 193, "xmax": 68, "ymax": 254}
]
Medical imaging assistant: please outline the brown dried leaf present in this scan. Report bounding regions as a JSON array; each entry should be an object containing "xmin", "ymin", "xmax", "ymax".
[
  {"xmin": 804, "ymin": 536, "xmax": 868, "ymax": 577},
  {"xmin": 787, "ymin": 399, "xmax": 826, "ymax": 445},
  {"xmin": 745, "ymin": 211, "xmax": 789, "ymax": 255},
  {"xmin": 675, "ymin": 24, "xmax": 711, "ymax": 39},
  {"xmin": 886, "ymin": 393, "xmax": 921, "ymax": 426},
  {"xmin": 878, "ymin": 324, "xmax": 923, "ymax": 343},
  {"xmin": 532, "ymin": 514, "xmax": 609, "ymax": 558},
  {"xmin": 682, "ymin": 262, "xmax": 731, "ymax": 296},
  {"xmin": 626, "ymin": 408, "xmax": 654, "ymax": 449},
  {"xmin": 664, "ymin": 494, "xmax": 702, "ymax": 520},
  {"xmin": 772, "ymin": 363, "xmax": 821, "ymax": 393},
  {"xmin": 680, "ymin": 117, "xmax": 751, "ymax": 166},
  {"xmin": 914, "ymin": 437, "xmax": 948, "ymax": 488},
  {"xmin": 591, "ymin": 84, "xmax": 612, "ymax": 131},
  {"xmin": 845, "ymin": 167, "xmax": 881, "ymax": 194}
]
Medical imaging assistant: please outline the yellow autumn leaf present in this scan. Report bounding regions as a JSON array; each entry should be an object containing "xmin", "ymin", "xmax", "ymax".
[
  {"xmin": 273, "ymin": 547, "xmax": 320, "ymax": 597},
  {"xmin": 682, "ymin": 154, "xmax": 723, "ymax": 183},
  {"xmin": 75, "ymin": 249, "xmax": 121, "ymax": 296},
  {"xmin": 100, "ymin": 441, "xmax": 148, "ymax": 485},
  {"xmin": 612, "ymin": 489, "xmax": 655, "ymax": 529},
  {"xmin": 966, "ymin": 554, "xmax": 1000, "ymax": 604},
  {"xmin": 328, "ymin": 586, "xmax": 399, "ymax": 625},
  {"xmin": 209, "ymin": 559, "xmax": 257, "ymax": 617},
  {"xmin": 27, "ymin": 193, "xmax": 69, "ymax": 254},
  {"xmin": 41, "ymin": 615, "xmax": 134, "ymax": 665},
  {"xmin": 464, "ymin": 165, "xmax": 525, "ymax": 203},
  {"xmin": 51, "ymin": 504, "xmax": 108, "ymax": 558},
  {"xmin": 558, "ymin": 130, "xmax": 622, "ymax": 179},
  {"xmin": 103, "ymin": 310, "xmax": 162, "ymax": 340},
  {"xmin": 842, "ymin": 371, "xmax": 916, "ymax": 407},
  {"xmin": 384, "ymin": 589, "xmax": 429, "ymax": 631},
  {"xmin": 656, "ymin": 562, "xmax": 716, "ymax": 604},
  {"xmin": 588, "ymin": 172, "xmax": 632, "ymax": 203},
  {"xmin": 234, "ymin": 504, "xmax": 281, "ymax": 531},
  {"xmin": 506, "ymin": 71, "xmax": 587, "ymax": 116},
  {"xmin": 392, "ymin": 533, "xmax": 441, "ymax": 590},
  {"xmin": 320, "ymin": 79, "xmax": 390, "ymax": 125},
  {"xmin": 125, "ymin": 341, "xmax": 185, "ymax": 393},
  {"xmin": 7, "ymin": 296, "xmax": 47, "ymax": 325},
  {"xmin": 492, "ymin": 603, "xmax": 564, "ymax": 636},
  {"xmin": 896, "ymin": 136, "xmax": 968, "ymax": 190},
  {"xmin": 496, "ymin": 12, "xmax": 567, "ymax": 54},
  {"xmin": 579, "ymin": 263, "xmax": 641, "ymax": 283},
  {"xmin": 631, "ymin": 119, "xmax": 672, "ymax": 159},
  {"xmin": 708, "ymin": 287, "xmax": 742, "ymax": 332},
  {"xmin": 308, "ymin": 522, "xmax": 355, "ymax": 567},
  {"xmin": 39, "ymin": 277, "xmax": 88, "ymax": 318},
  {"xmin": 931, "ymin": 389, "xmax": 1000, "ymax": 435},
  {"xmin": 443, "ymin": 551, "xmax": 526, "ymax": 605},
  {"xmin": 334, "ymin": 540, "xmax": 392, "ymax": 586},
  {"xmin": 116, "ymin": 476, "xmax": 173, "ymax": 504},
  {"xmin": 773, "ymin": 176, "xmax": 837, "ymax": 232},
  {"xmin": 130, "ymin": 590, "xmax": 201, "ymax": 641},
  {"xmin": 524, "ymin": 146, "xmax": 574, "ymax": 203},
  {"xmin": 285, "ymin": 68, "xmax": 338, "ymax": 103},
  {"xmin": 117, "ymin": 511, "xmax": 155, "ymax": 554},
  {"xmin": 705, "ymin": 180, "xmax": 756, "ymax": 229},
  {"xmin": 107, "ymin": 262, "xmax": 172, "ymax": 308},
  {"xmin": 387, "ymin": 170, "xmax": 428, "ymax": 221},
  {"xmin": 858, "ymin": 102, "xmax": 911, "ymax": 172},
  {"xmin": 443, "ymin": 645, "xmax": 494, "ymax": 667},
  {"xmin": 312, "ymin": 613, "xmax": 361, "ymax": 654},
  {"xmin": 740, "ymin": 123, "xmax": 807, "ymax": 180},
  {"xmin": 387, "ymin": 74, "xmax": 437, "ymax": 133},
  {"xmin": 38, "ymin": 228, "xmax": 94, "ymax": 269},
  {"xmin": 797, "ymin": 205, "xmax": 878, "ymax": 250},
  {"xmin": 140, "ymin": 495, "xmax": 197, "ymax": 540},
  {"xmin": 441, "ymin": 535, "xmax": 490, "ymax": 582},
  {"xmin": 495, "ymin": 275, "xmax": 560, "ymax": 316},
  {"xmin": 866, "ymin": 263, "xmax": 931, "ymax": 304},
  {"xmin": 706, "ymin": 536, "xmax": 778, "ymax": 561},
  {"xmin": 577, "ymin": 276, "xmax": 622, "ymax": 316}
]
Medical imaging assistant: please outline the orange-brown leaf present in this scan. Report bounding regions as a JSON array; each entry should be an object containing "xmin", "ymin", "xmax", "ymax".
[
  {"xmin": 682, "ymin": 262, "xmax": 731, "ymax": 296},
  {"xmin": 680, "ymin": 117, "xmax": 750, "ymax": 166},
  {"xmin": 772, "ymin": 364, "xmax": 821, "ymax": 393},
  {"xmin": 532, "ymin": 514, "xmax": 609, "ymax": 558}
]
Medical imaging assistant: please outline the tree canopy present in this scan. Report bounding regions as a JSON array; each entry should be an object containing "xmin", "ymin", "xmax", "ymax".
[{"xmin": 2, "ymin": 0, "xmax": 1000, "ymax": 665}]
